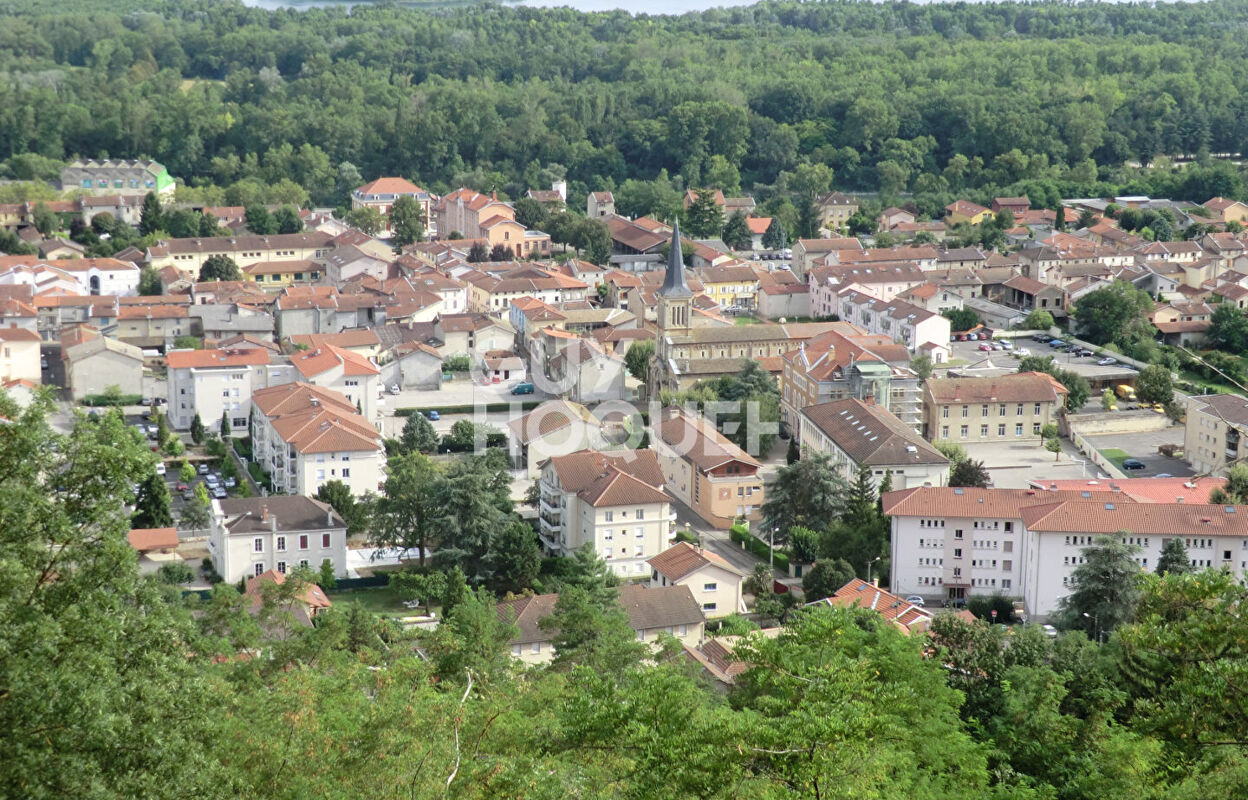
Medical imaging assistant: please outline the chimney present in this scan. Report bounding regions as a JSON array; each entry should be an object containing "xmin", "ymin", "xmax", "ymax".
[
  {"xmin": 328, "ymin": 507, "xmax": 333, "ymax": 526},
  {"xmin": 1176, "ymin": 497, "xmax": 1184, "ymax": 504},
  {"xmin": 270, "ymin": 514, "xmax": 278, "ymax": 533},
  {"xmin": 260, "ymin": 504, "xmax": 268, "ymax": 521}
]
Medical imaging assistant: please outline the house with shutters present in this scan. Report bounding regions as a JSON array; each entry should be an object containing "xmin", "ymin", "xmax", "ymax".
[{"xmin": 209, "ymin": 495, "xmax": 348, "ymax": 584}]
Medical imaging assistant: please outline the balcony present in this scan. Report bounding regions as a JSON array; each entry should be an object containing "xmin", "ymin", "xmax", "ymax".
[{"xmin": 539, "ymin": 496, "xmax": 563, "ymax": 515}]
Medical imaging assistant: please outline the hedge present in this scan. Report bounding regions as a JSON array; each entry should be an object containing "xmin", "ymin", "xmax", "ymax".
[
  {"xmin": 82, "ymin": 393, "xmax": 143, "ymax": 407},
  {"xmin": 729, "ymin": 523, "xmax": 790, "ymax": 571},
  {"xmin": 394, "ymin": 400, "xmax": 542, "ymax": 416}
]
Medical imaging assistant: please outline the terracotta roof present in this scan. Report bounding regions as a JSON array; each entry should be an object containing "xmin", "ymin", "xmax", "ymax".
[
  {"xmin": 0, "ymin": 326, "xmax": 41, "ymax": 342},
  {"xmin": 1154, "ymin": 319, "xmax": 1212, "ymax": 334},
  {"xmin": 801, "ymin": 398, "xmax": 949, "ymax": 467},
  {"xmin": 648, "ymin": 542, "xmax": 743, "ymax": 582},
  {"xmin": 746, "ymin": 217, "xmax": 771, "ymax": 235},
  {"xmin": 289, "ymin": 330, "xmax": 381, "ymax": 350},
  {"xmin": 1002, "ymin": 275, "xmax": 1048, "ymax": 294},
  {"xmin": 242, "ymin": 258, "xmax": 319, "ymax": 276},
  {"xmin": 881, "ymin": 486, "xmax": 1140, "ymax": 518},
  {"xmin": 925, "ymin": 372, "xmax": 1068, "ymax": 405},
  {"xmin": 244, "ymin": 569, "xmax": 332, "ymax": 625},
  {"xmin": 165, "ymin": 348, "xmax": 270, "ymax": 369},
  {"xmin": 1028, "ymin": 477, "xmax": 1229, "ymax": 504},
  {"xmin": 117, "ymin": 304, "xmax": 189, "ymax": 320},
  {"xmin": 127, "ymin": 527, "xmax": 178, "ymax": 551},
  {"xmin": 354, "ymin": 176, "xmax": 424, "ymax": 196},
  {"xmin": 655, "ymin": 408, "xmax": 760, "ymax": 473},
  {"xmin": 578, "ymin": 466, "xmax": 669, "ymax": 508},
  {"xmin": 290, "ymin": 343, "xmax": 379, "ymax": 378},
  {"xmin": 796, "ymin": 237, "xmax": 865, "ymax": 253},
  {"xmin": 251, "ymin": 382, "xmax": 356, "ymax": 418},
  {"xmin": 1021, "ymin": 501, "xmax": 1248, "ymax": 537},
  {"xmin": 946, "ymin": 200, "xmax": 990, "ymax": 217},
  {"xmin": 508, "ymin": 400, "xmax": 598, "ymax": 445},
  {"xmin": 269, "ymin": 405, "xmax": 381, "ymax": 455},
  {"xmin": 820, "ymin": 578, "xmax": 932, "ymax": 634}
]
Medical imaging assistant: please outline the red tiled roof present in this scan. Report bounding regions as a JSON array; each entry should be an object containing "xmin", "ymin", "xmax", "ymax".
[
  {"xmin": 165, "ymin": 348, "xmax": 270, "ymax": 369},
  {"xmin": 290, "ymin": 343, "xmax": 379, "ymax": 378},
  {"xmin": 355, "ymin": 176, "xmax": 424, "ymax": 196},
  {"xmin": 127, "ymin": 527, "xmax": 178, "ymax": 551},
  {"xmin": 648, "ymin": 542, "xmax": 743, "ymax": 582}
]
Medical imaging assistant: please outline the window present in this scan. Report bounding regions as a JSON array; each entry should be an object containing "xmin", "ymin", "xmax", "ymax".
[
  {"xmin": 980, "ymin": 424, "xmax": 989, "ymax": 437},
  {"xmin": 1003, "ymin": 540, "xmax": 1013, "ymax": 552},
  {"xmin": 1034, "ymin": 403, "xmax": 1042, "ymax": 415},
  {"xmin": 253, "ymin": 538, "xmax": 264, "ymax": 553},
  {"xmin": 322, "ymin": 533, "xmax": 331, "ymax": 548},
  {"xmin": 1016, "ymin": 403, "xmax": 1024, "ymax": 416},
  {"xmin": 512, "ymin": 644, "xmax": 521, "ymax": 656},
  {"xmin": 636, "ymin": 508, "xmax": 645, "ymax": 520},
  {"xmin": 635, "ymin": 527, "xmax": 644, "ymax": 538},
  {"xmin": 702, "ymin": 602, "xmax": 717, "ymax": 612},
  {"xmin": 1015, "ymin": 423, "xmax": 1023, "ymax": 436},
  {"xmin": 703, "ymin": 582, "xmax": 718, "ymax": 591},
  {"xmin": 942, "ymin": 426, "xmax": 950, "ymax": 438},
  {"xmin": 531, "ymin": 642, "xmax": 541, "ymax": 654},
  {"xmin": 962, "ymin": 405, "xmax": 969, "ymax": 418},
  {"xmin": 960, "ymin": 425, "xmax": 969, "ymax": 438},
  {"xmin": 999, "ymin": 404, "xmax": 1007, "ymax": 417},
  {"xmin": 604, "ymin": 511, "xmax": 613, "ymax": 522},
  {"xmin": 1003, "ymin": 560, "xmax": 1013, "ymax": 571},
  {"xmin": 1033, "ymin": 423, "xmax": 1041, "ymax": 435},
  {"xmin": 342, "ymin": 468, "xmax": 350, "ymax": 478},
  {"xmin": 276, "ymin": 536, "xmax": 286, "ymax": 551},
  {"xmin": 981, "ymin": 405, "xmax": 989, "ymax": 417},
  {"xmin": 603, "ymin": 529, "xmax": 613, "ymax": 541},
  {"xmin": 1002, "ymin": 579, "xmax": 1011, "ymax": 590},
  {"xmin": 299, "ymin": 535, "xmax": 309, "ymax": 550},
  {"xmin": 277, "ymin": 561, "xmax": 287, "ymax": 574},
  {"xmin": 255, "ymin": 563, "xmax": 264, "ymax": 577},
  {"xmin": 942, "ymin": 406, "xmax": 950, "ymax": 419},
  {"xmin": 998, "ymin": 424, "xmax": 1006, "ymax": 436},
  {"xmin": 954, "ymin": 548, "xmax": 963, "ymax": 558}
]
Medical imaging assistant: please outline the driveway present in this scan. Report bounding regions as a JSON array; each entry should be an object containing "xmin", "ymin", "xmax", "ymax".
[{"xmin": 1084, "ymin": 428, "xmax": 1193, "ymax": 478}]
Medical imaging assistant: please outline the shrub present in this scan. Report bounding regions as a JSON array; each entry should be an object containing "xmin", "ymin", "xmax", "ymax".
[
  {"xmin": 443, "ymin": 354, "xmax": 472, "ymax": 372},
  {"xmin": 967, "ymin": 594, "xmax": 1015, "ymax": 624},
  {"xmin": 157, "ymin": 561, "xmax": 194, "ymax": 585},
  {"xmin": 82, "ymin": 392, "xmax": 142, "ymax": 407}
]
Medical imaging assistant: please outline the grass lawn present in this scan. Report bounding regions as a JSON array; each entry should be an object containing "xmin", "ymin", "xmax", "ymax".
[
  {"xmin": 1098, "ymin": 447, "xmax": 1130, "ymax": 470},
  {"xmin": 733, "ymin": 315, "xmax": 761, "ymax": 325},
  {"xmin": 325, "ymin": 585, "xmax": 419, "ymax": 616}
]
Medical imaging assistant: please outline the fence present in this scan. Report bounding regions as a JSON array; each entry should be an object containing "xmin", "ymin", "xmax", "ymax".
[{"xmin": 1070, "ymin": 428, "xmax": 1128, "ymax": 480}]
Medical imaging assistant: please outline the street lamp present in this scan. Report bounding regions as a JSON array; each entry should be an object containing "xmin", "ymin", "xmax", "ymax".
[
  {"xmin": 770, "ymin": 526, "xmax": 778, "ymax": 570},
  {"xmin": 867, "ymin": 556, "xmax": 882, "ymax": 585},
  {"xmin": 1082, "ymin": 611, "xmax": 1100, "ymax": 643}
]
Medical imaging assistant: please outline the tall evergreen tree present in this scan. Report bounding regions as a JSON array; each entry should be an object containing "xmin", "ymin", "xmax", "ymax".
[
  {"xmin": 1058, "ymin": 535, "xmax": 1142, "ymax": 640},
  {"xmin": 139, "ymin": 191, "xmax": 164, "ymax": 235},
  {"xmin": 399, "ymin": 412, "xmax": 439, "ymax": 454},
  {"xmin": 1156, "ymin": 537, "xmax": 1192, "ymax": 576},
  {"xmin": 190, "ymin": 413, "xmax": 205, "ymax": 445},
  {"xmin": 131, "ymin": 470, "xmax": 174, "ymax": 528},
  {"xmin": 219, "ymin": 411, "xmax": 231, "ymax": 437}
]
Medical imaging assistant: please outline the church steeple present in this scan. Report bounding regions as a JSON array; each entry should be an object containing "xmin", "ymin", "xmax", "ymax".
[{"xmin": 659, "ymin": 219, "xmax": 692, "ymax": 298}]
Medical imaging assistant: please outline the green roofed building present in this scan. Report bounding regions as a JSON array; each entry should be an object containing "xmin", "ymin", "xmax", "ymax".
[{"xmin": 61, "ymin": 159, "xmax": 175, "ymax": 197}]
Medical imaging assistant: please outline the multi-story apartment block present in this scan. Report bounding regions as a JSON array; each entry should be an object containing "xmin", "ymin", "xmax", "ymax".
[
  {"xmin": 884, "ymin": 481, "xmax": 1248, "ymax": 620},
  {"xmin": 537, "ymin": 449, "xmax": 675, "ymax": 578},
  {"xmin": 208, "ymin": 496, "xmax": 347, "ymax": 584},
  {"xmin": 351, "ymin": 177, "xmax": 435, "ymax": 234},
  {"xmin": 250, "ymin": 382, "xmax": 384, "ymax": 498},
  {"xmin": 166, "ymin": 348, "xmax": 272, "ymax": 434},
  {"xmin": 924, "ymin": 372, "xmax": 1068, "ymax": 443},
  {"xmin": 146, "ymin": 232, "xmax": 335, "ymax": 273},
  {"xmin": 835, "ymin": 289, "xmax": 952, "ymax": 354},
  {"xmin": 1185, "ymin": 393, "xmax": 1248, "ymax": 475},
  {"xmin": 652, "ymin": 407, "xmax": 763, "ymax": 529},
  {"xmin": 289, "ymin": 343, "xmax": 381, "ymax": 423}
]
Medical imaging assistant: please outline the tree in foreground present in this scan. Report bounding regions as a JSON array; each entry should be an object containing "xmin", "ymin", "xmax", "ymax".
[
  {"xmin": 623, "ymin": 339, "xmax": 654, "ymax": 382},
  {"xmin": 1135, "ymin": 364, "xmax": 1173, "ymax": 405},
  {"xmin": 314, "ymin": 479, "xmax": 370, "ymax": 535},
  {"xmin": 389, "ymin": 195, "xmax": 425, "ymax": 246},
  {"xmin": 0, "ymin": 399, "xmax": 230, "ymax": 796},
  {"xmin": 398, "ymin": 411, "xmax": 438, "ymax": 454},
  {"xmin": 372, "ymin": 451, "xmax": 442, "ymax": 566},
  {"xmin": 190, "ymin": 412, "xmax": 205, "ymax": 445},
  {"xmin": 1058, "ymin": 534, "xmax": 1141, "ymax": 640}
]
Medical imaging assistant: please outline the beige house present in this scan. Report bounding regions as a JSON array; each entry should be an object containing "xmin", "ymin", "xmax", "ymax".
[
  {"xmin": 538, "ymin": 449, "xmax": 675, "ymax": 578},
  {"xmin": 508, "ymin": 399, "xmax": 603, "ymax": 477},
  {"xmin": 250, "ymin": 382, "xmax": 384, "ymax": 498},
  {"xmin": 351, "ymin": 177, "xmax": 434, "ymax": 234},
  {"xmin": 146, "ymin": 232, "xmax": 335, "ymax": 273},
  {"xmin": 648, "ymin": 542, "xmax": 745, "ymax": 618},
  {"xmin": 800, "ymin": 398, "xmax": 950, "ymax": 490},
  {"xmin": 289, "ymin": 343, "xmax": 381, "ymax": 423},
  {"xmin": 816, "ymin": 191, "xmax": 859, "ymax": 236},
  {"xmin": 62, "ymin": 333, "xmax": 143, "ymax": 401},
  {"xmin": 0, "ymin": 325, "xmax": 41, "ymax": 384},
  {"xmin": 116, "ymin": 304, "xmax": 192, "ymax": 349},
  {"xmin": 497, "ymin": 584, "xmax": 705, "ymax": 665},
  {"xmin": 925, "ymin": 372, "xmax": 1068, "ymax": 443},
  {"xmin": 1205, "ymin": 196, "xmax": 1248, "ymax": 224},
  {"xmin": 209, "ymin": 496, "xmax": 347, "ymax": 584},
  {"xmin": 652, "ymin": 407, "xmax": 763, "ymax": 529}
]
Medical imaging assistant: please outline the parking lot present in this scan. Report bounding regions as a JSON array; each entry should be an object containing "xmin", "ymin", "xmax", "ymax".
[
  {"xmin": 962, "ymin": 438, "xmax": 1101, "ymax": 488},
  {"xmin": 943, "ymin": 335, "xmax": 1139, "ymax": 386},
  {"xmin": 1084, "ymin": 428, "xmax": 1194, "ymax": 478}
]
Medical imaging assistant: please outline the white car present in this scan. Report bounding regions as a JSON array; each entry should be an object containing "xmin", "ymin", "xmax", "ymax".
[
  {"xmin": 155, "ymin": 462, "xmax": 166, "ymax": 476},
  {"xmin": 388, "ymin": 384, "xmax": 400, "ymax": 395},
  {"xmin": 1014, "ymin": 347, "xmax": 1031, "ymax": 357}
]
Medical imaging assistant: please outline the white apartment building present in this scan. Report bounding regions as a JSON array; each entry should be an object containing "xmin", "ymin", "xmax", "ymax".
[
  {"xmin": 208, "ymin": 496, "xmax": 347, "ymax": 584},
  {"xmin": 250, "ymin": 382, "xmax": 384, "ymax": 498},
  {"xmin": 835, "ymin": 289, "xmax": 952, "ymax": 354},
  {"xmin": 289, "ymin": 343, "xmax": 381, "ymax": 423},
  {"xmin": 146, "ymin": 232, "xmax": 335, "ymax": 273},
  {"xmin": 166, "ymin": 348, "xmax": 272, "ymax": 434},
  {"xmin": 538, "ymin": 449, "xmax": 676, "ymax": 578},
  {"xmin": 799, "ymin": 397, "xmax": 950, "ymax": 490},
  {"xmin": 884, "ymin": 483, "xmax": 1248, "ymax": 620}
]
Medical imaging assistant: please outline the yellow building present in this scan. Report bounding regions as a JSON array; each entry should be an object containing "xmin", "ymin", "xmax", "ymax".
[
  {"xmin": 945, "ymin": 200, "xmax": 993, "ymax": 226},
  {"xmin": 242, "ymin": 259, "xmax": 322, "ymax": 290}
]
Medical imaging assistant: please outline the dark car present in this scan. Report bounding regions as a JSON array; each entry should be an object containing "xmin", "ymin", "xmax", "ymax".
[
  {"xmin": 1122, "ymin": 458, "xmax": 1147, "ymax": 470},
  {"xmin": 1048, "ymin": 339, "xmax": 1065, "ymax": 348},
  {"xmin": 510, "ymin": 382, "xmax": 535, "ymax": 395}
]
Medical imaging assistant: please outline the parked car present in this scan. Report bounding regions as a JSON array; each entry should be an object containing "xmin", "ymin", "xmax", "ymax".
[
  {"xmin": 155, "ymin": 462, "xmax": 166, "ymax": 476},
  {"xmin": 1048, "ymin": 339, "xmax": 1065, "ymax": 348},
  {"xmin": 1014, "ymin": 347, "xmax": 1031, "ymax": 357},
  {"xmin": 905, "ymin": 595, "xmax": 925, "ymax": 607},
  {"xmin": 978, "ymin": 343, "xmax": 992, "ymax": 351},
  {"xmin": 1122, "ymin": 458, "xmax": 1147, "ymax": 470},
  {"xmin": 510, "ymin": 382, "xmax": 536, "ymax": 395},
  {"xmin": 388, "ymin": 384, "xmax": 400, "ymax": 395},
  {"xmin": 211, "ymin": 486, "xmax": 227, "ymax": 499},
  {"xmin": 999, "ymin": 340, "xmax": 1013, "ymax": 349},
  {"xmin": 1097, "ymin": 357, "xmax": 1118, "ymax": 366},
  {"xmin": 197, "ymin": 463, "xmax": 209, "ymax": 475},
  {"xmin": 426, "ymin": 410, "xmax": 440, "ymax": 421},
  {"xmin": 1077, "ymin": 349, "xmax": 1095, "ymax": 357},
  {"xmin": 182, "ymin": 489, "xmax": 195, "ymax": 502},
  {"xmin": 223, "ymin": 477, "xmax": 236, "ymax": 489},
  {"xmin": 176, "ymin": 482, "xmax": 188, "ymax": 492}
]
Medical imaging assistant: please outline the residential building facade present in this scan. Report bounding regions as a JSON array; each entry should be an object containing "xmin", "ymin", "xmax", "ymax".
[
  {"xmin": 652, "ymin": 407, "xmax": 764, "ymax": 529},
  {"xmin": 208, "ymin": 496, "xmax": 347, "ymax": 584},
  {"xmin": 799, "ymin": 398, "xmax": 950, "ymax": 489},
  {"xmin": 166, "ymin": 348, "xmax": 272, "ymax": 433},
  {"xmin": 924, "ymin": 372, "xmax": 1068, "ymax": 443}
]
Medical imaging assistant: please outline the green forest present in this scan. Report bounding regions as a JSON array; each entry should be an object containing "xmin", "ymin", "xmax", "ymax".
[
  {"xmin": 6, "ymin": 392, "xmax": 1248, "ymax": 798},
  {"xmin": 4, "ymin": 0, "xmax": 1248, "ymax": 220}
]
